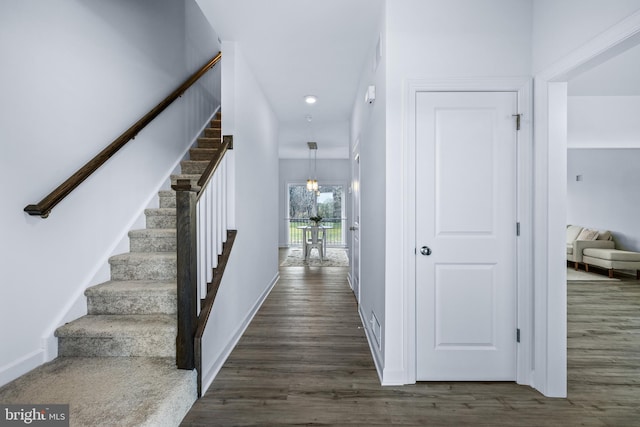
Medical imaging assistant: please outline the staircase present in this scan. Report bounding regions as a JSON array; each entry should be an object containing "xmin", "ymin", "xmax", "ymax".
[
  {"xmin": 55, "ymin": 112, "xmax": 223, "ymax": 359},
  {"xmin": 0, "ymin": 112, "xmax": 224, "ymax": 426}
]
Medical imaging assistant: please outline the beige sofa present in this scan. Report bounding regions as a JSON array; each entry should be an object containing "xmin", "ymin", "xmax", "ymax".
[{"xmin": 566, "ymin": 225, "xmax": 614, "ymax": 269}]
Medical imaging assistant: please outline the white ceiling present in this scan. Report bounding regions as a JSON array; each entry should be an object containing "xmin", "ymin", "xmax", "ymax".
[
  {"xmin": 196, "ymin": 0, "xmax": 384, "ymax": 158},
  {"xmin": 569, "ymin": 41, "xmax": 640, "ymax": 96}
]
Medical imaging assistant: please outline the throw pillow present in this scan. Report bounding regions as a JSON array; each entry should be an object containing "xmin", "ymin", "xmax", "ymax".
[{"xmin": 577, "ymin": 228, "xmax": 599, "ymax": 241}]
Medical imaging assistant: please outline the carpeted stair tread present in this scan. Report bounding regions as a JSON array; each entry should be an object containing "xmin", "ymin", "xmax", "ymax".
[
  {"xmin": 158, "ymin": 190, "xmax": 176, "ymax": 208},
  {"xmin": 55, "ymin": 314, "xmax": 176, "ymax": 357},
  {"xmin": 109, "ymin": 252, "xmax": 176, "ymax": 281},
  {"xmin": 109, "ymin": 252, "xmax": 176, "ymax": 262},
  {"xmin": 86, "ymin": 280, "xmax": 176, "ymax": 315},
  {"xmin": 0, "ymin": 357, "xmax": 196, "ymax": 427},
  {"xmin": 56, "ymin": 314, "xmax": 176, "ymax": 337}
]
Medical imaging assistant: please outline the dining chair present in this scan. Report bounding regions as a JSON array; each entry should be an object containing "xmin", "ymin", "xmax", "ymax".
[{"xmin": 305, "ymin": 226, "xmax": 324, "ymax": 261}]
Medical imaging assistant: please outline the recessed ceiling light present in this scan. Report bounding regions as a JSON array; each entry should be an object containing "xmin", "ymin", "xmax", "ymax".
[{"xmin": 304, "ymin": 95, "xmax": 317, "ymax": 104}]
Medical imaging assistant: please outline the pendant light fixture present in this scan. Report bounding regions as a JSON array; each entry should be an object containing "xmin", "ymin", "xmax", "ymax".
[
  {"xmin": 305, "ymin": 115, "xmax": 319, "ymax": 192},
  {"xmin": 306, "ymin": 141, "xmax": 318, "ymax": 192}
]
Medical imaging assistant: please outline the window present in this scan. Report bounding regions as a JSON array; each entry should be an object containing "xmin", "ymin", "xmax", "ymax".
[{"xmin": 287, "ymin": 184, "xmax": 346, "ymax": 247}]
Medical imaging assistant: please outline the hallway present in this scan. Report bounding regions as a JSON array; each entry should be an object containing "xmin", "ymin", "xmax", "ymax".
[{"xmin": 181, "ymin": 256, "xmax": 640, "ymax": 426}]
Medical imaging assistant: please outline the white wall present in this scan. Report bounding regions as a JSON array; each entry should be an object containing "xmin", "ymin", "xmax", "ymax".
[
  {"xmin": 200, "ymin": 43, "xmax": 280, "ymax": 393},
  {"xmin": 568, "ymin": 149, "xmax": 640, "ymax": 251},
  {"xmin": 278, "ymin": 159, "xmax": 351, "ymax": 247},
  {"xmin": 532, "ymin": 0, "xmax": 640, "ymax": 74},
  {"xmin": 568, "ymin": 96, "xmax": 640, "ymax": 148},
  {"xmin": 0, "ymin": 0, "xmax": 220, "ymax": 386},
  {"xmin": 379, "ymin": 0, "xmax": 532, "ymax": 385},
  {"xmin": 350, "ymin": 4, "xmax": 387, "ymax": 380}
]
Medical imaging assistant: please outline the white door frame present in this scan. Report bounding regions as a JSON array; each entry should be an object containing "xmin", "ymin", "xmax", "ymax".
[
  {"xmin": 349, "ymin": 139, "xmax": 361, "ymax": 301},
  {"xmin": 404, "ymin": 78, "xmax": 533, "ymax": 387},
  {"xmin": 533, "ymin": 10, "xmax": 640, "ymax": 398}
]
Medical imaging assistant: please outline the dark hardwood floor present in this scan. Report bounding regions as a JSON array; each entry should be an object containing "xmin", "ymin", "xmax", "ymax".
[{"xmin": 181, "ymin": 250, "xmax": 640, "ymax": 426}]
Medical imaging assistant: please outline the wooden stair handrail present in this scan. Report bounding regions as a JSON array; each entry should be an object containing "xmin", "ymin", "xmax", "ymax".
[{"xmin": 24, "ymin": 51, "xmax": 222, "ymax": 218}]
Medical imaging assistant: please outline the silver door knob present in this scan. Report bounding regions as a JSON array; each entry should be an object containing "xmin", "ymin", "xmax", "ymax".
[{"xmin": 420, "ymin": 246, "xmax": 432, "ymax": 256}]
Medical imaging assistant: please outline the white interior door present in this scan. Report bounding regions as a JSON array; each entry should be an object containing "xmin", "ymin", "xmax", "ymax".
[
  {"xmin": 350, "ymin": 148, "xmax": 361, "ymax": 302},
  {"xmin": 416, "ymin": 91, "xmax": 518, "ymax": 381}
]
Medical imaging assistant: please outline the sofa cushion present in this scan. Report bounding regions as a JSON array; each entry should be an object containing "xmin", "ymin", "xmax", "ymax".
[
  {"xmin": 566, "ymin": 244, "xmax": 573, "ymax": 255},
  {"xmin": 583, "ymin": 248, "xmax": 640, "ymax": 262},
  {"xmin": 597, "ymin": 230, "xmax": 612, "ymax": 241},
  {"xmin": 566, "ymin": 225, "xmax": 583, "ymax": 244},
  {"xmin": 577, "ymin": 228, "xmax": 599, "ymax": 241}
]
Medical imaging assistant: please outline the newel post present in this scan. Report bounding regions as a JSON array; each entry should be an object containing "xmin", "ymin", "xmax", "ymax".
[{"xmin": 173, "ymin": 179, "xmax": 198, "ymax": 370}]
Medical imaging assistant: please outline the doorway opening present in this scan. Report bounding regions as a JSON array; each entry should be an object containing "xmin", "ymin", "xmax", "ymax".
[{"xmin": 535, "ymin": 13, "xmax": 640, "ymax": 397}]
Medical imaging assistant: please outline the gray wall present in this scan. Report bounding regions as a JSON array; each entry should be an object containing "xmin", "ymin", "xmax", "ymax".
[{"xmin": 567, "ymin": 149, "xmax": 640, "ymax": 251}]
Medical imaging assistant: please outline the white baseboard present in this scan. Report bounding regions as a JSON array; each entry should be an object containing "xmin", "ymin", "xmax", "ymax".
[
  {"xmin": 381, "ymin": 368, "xmax": 408, "ymax": 386},
  {"xmin": 200, "ymin": 272, "xmax": 279, "ymax": 393},
  {"xmin": 0, "ymin": 349, "xmax": 43, "ymax": 387},
  {"xmin": 359, "ymin": 305, "xmax": 384, "ymax": 384},
  {"xmin": 42, "ymin": 335, "xmax": 58, "ymax": 362}
]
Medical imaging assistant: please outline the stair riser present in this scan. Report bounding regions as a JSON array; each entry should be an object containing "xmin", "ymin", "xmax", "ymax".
[
  {"xmin": 87, "ymin": 295, "xmax": 176, "ymax": 315},
  {"xmin": 110, "ymin": 258, "xmax": 176, "ymax": 281},
  {"xmin": 180, "ymin": 161, "xmax": 209, "ymax": 175},
  {"xmin": 57, "ymin": 334, "xmax": 175, "ymax": 357},
  {"xmin": 204, "ymin": 128, "xmax": 221, "ymax": 137},
  {"xmin": 190, "ymin": 149, "xmax": 217, "ymax": 161},
  {"xmin": 197, "ymin": 140, "xmax": 219, "ymax": 149},
  {"xmin": 146, "ymin": 215, "xmax": 176, "ymax": 229},
  {"xmin": 159, "ymin": 195, "xmax": 176, "ymax": 208},
  {"xmin": 198, "ymin": 137, "xmax": 220, "ymax": 146},
  {"xmin": 130, "ymin": 236, "xmax": 176, "ymax": 252}
]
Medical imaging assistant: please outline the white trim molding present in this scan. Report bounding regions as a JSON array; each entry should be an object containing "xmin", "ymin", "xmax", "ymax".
[
  {"xmin": 359, "ymin": 305, "xmax": 384, "ymax": 384},
  {"xmin": 0, "ymin": 349, "xmax": 43, "ymax": 387},
  {"xmin": 403, "ymin": 77, "xmax": 534, "ymax": 389},
  {"xmin": 533, "ymin": 9, "xmax": 640, "ymax": 398}
]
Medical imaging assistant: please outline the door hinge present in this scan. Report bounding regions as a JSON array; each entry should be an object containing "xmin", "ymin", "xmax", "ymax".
[
  {"xmin": 516, "ymin": 328, "xmax": 521, "ymax": 343},
  {"xmin": 516, "ymin": 222, "xmax": 521, "ymax": 236},
  {"xmin": 512, "ymin": 113, "xmax": 521, "ymax": 131}
]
